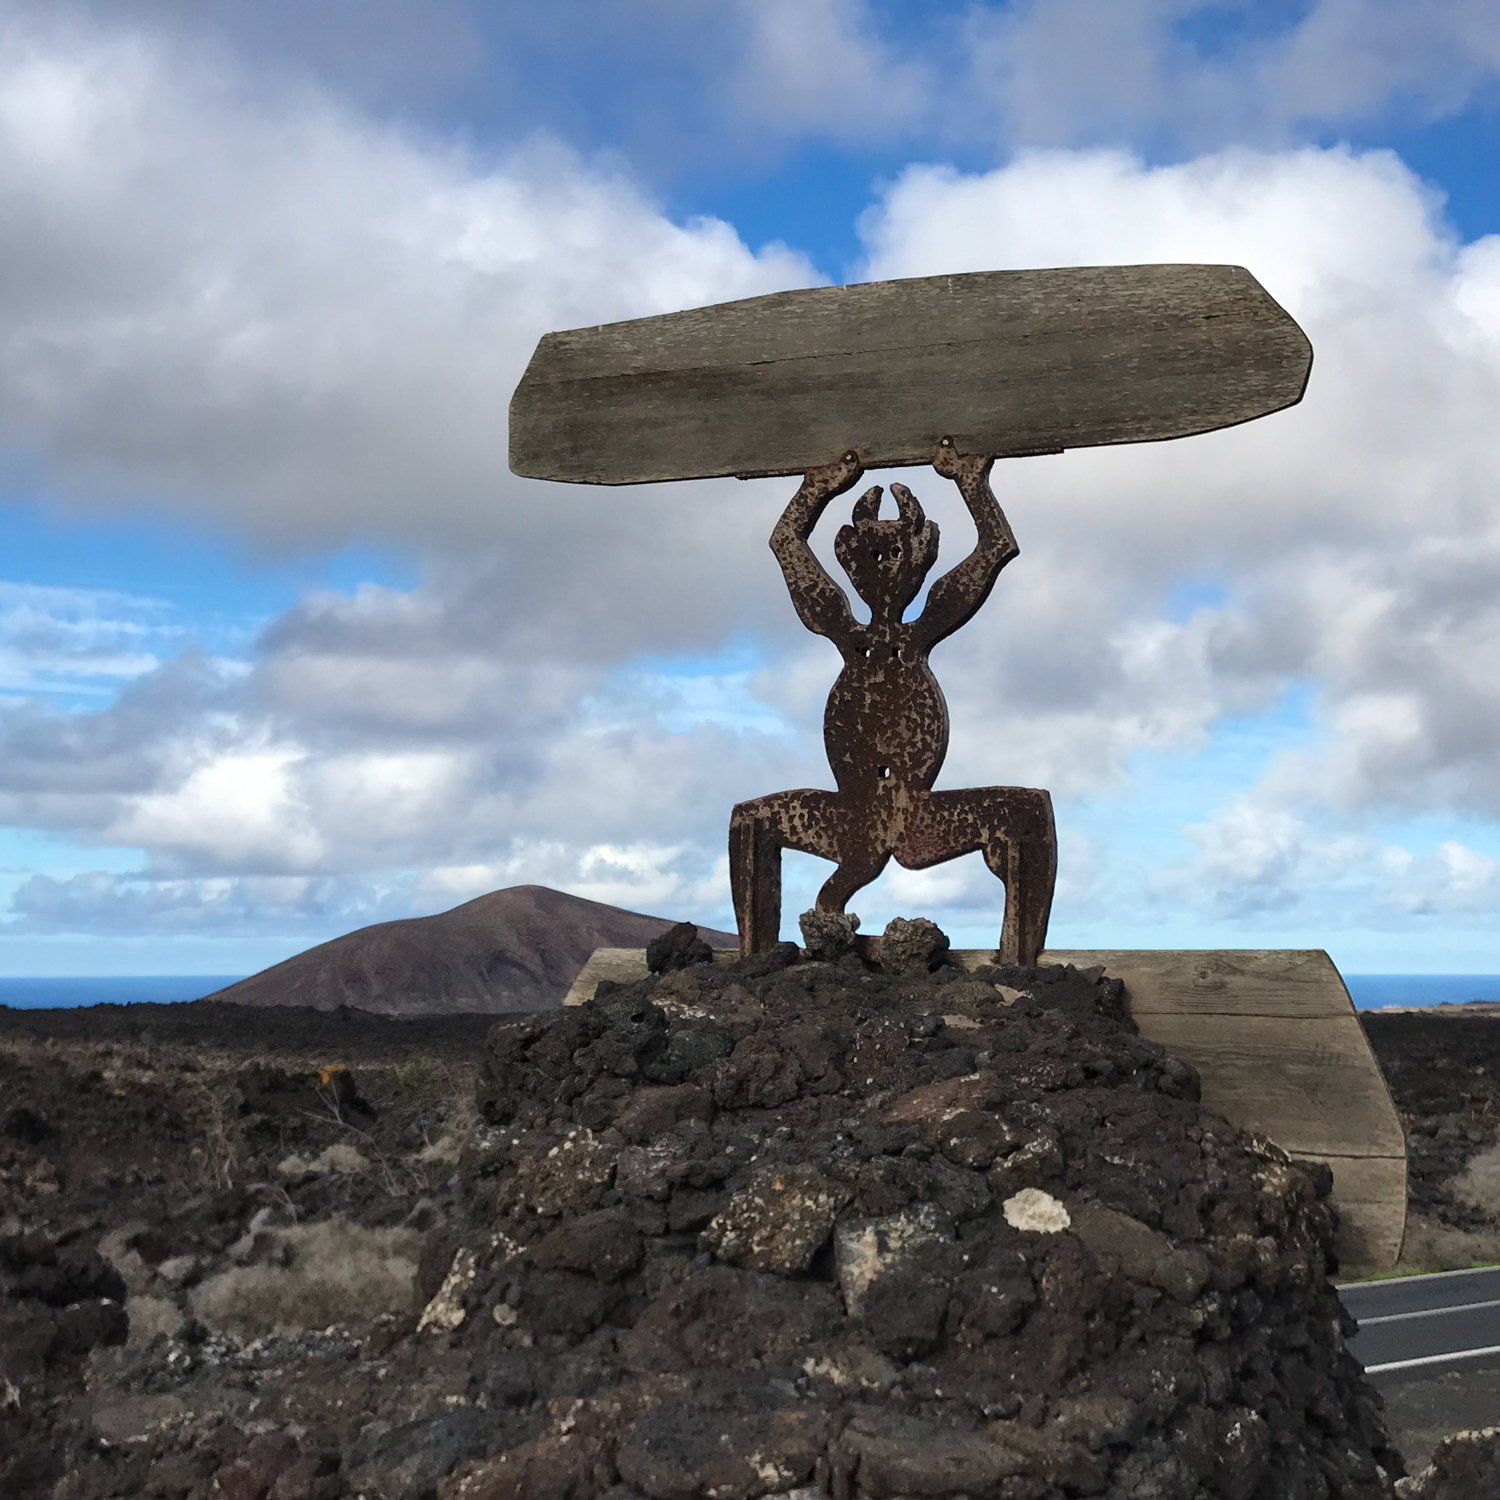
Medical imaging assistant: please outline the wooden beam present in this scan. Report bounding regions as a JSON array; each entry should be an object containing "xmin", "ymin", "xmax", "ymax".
[{"xmin": 510, "ymin": 264, "xmax": 1312, "ymax": 485}]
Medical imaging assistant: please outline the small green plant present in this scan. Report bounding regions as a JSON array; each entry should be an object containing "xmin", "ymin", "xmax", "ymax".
[{"xmin": 396, "ymin": 1055, "xmax": 440, "ymax": 1092}]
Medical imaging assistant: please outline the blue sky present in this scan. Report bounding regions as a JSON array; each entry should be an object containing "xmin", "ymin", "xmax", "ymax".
[{"xmin": 3, "ymin": 0, "xmax": 1500, "ymax": 976}]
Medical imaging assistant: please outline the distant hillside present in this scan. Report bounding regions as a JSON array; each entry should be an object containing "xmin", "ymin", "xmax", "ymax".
[{"xmin": 201, "ymin": 884, "xmax": 738, "ymax": 1016}]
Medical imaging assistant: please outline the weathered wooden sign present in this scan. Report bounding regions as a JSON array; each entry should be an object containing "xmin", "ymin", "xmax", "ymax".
[
  {"xmin": 508, "ymin": 263, "xmax": 1312, "ymax": 485},
  {"xmin": 509, "ymin": 260, "xmax": 1314, "ymax": 993}
]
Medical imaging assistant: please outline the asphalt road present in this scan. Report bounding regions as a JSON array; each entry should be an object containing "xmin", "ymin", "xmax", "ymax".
[
  {"xmin": 1339, "ymin": 1267, "xmax": 1500, "ymax": 1469},
  {"xmin": 1342, "ymin": 1266, "xmax": 1500, "ymax": 1373}
]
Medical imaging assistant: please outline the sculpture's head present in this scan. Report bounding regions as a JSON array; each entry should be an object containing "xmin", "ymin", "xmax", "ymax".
[{"xmin": 835, "ymin": 483, "xmax": 940, "ymax": 619}]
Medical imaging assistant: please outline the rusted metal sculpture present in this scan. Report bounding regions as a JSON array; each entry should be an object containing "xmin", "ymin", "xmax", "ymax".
[
  {"xmin": 729, "ymin": 438, "xmax": 1055, "ymax": 963},
  {"xmin": 509, "ymin": 262, "xmax": 1313, "ymax": 963}
]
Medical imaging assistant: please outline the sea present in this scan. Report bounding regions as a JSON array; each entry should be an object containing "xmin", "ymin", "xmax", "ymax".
[
  {"xmin": 2, "ymin": 972, "xmax": 1500, "ymax": 1011},
  {"xmin": 0, "ymin": 976, "xmax": 244, "ymax": 1009}
]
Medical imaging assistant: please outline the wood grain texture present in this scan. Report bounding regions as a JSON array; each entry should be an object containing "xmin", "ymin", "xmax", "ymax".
[
  {"xmin": 563, "ymin": 945, "xmax": 1404, "ymax": 1270},
  {"xmin": 1309, "ymin": 1153, "xmax": 1409, "ymax": 1272},
  {"xmin": 562, "ymin": 947, "xmax": 661, "ymax": 1007},
  {"xmin": 1057, "ymin": 948, "xmax": 1355, "ymax": 1018},
  {"xmin": 510, "ymin": 264, "xmax": 1312, "ymax": 485},
  {"xmin": 1128, "ymin": 1013, "xmax": 1406, "ymax": 1158}
]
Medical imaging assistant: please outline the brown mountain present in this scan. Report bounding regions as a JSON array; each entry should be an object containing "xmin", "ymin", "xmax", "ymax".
[{"xmin": 200, "ymin": 884, "xmax": 739, "ymax": 1016}]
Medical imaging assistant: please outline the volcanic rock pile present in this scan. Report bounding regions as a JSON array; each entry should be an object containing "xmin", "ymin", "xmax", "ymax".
[{"xmin": 409, "ymin": 917, "xmax": 1491, "ymax": 1500}]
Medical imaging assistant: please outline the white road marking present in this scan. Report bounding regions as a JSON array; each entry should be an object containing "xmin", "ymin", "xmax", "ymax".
[
  {"xmin": 1357, "ymin": 1296, "xmax": 1500, "ymax": 1327},
  {"xmin": 1364, "ymin": 1341, "xmax": 1500, "ymax": 1375}
]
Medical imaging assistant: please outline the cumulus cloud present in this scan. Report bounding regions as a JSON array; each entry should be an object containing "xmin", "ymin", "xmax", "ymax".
[
  {"xmin": 0, "ymin": 13, "xmax": 820, "ymax": 560},
  {"xmin": 14, "ymin": 2, "xmax": 1498, "ymax": 188},
  {"xmin": 1179, "ymin": 801, "xmax": 1500, "ymax": 928},
  {"xmin": 6, "ymin": 869, "xmax": 347, "ymax": 936},
  {"xmin": 4, "ymin": 6, "xmax": 1500, "ymax": 950},
  {"xmin": 722, "ymin": 0, "xmax": 934, "ymax": 144},
  {"xmin": 948, "ymin": 1, "xmax": 1500, "ymax": 152}
]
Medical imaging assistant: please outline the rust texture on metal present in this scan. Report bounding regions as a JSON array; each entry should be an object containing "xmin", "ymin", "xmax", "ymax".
[{"xmin": 730, "ymin": 438, "xmax": 1057, "ymax": 964}]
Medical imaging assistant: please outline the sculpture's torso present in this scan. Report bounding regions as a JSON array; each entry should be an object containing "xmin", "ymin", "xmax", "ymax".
[{"xmin": 824, "ymin": 619, "xmax": 948, "ymax": 803}]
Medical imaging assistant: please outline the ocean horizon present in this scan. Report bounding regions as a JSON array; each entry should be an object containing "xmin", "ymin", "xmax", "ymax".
[
  {"xmin": 0, "ymin": 976, "xmax": 245, "ymax": 1009},
  {"xmin": 3, "ymin": 971, "xmax": 1500, "ymax": 1012}
]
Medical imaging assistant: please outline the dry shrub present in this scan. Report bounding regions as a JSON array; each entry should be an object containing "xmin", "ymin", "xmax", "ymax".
[
  {"xmin": 186, "ymin": 1081, "xmax": 242, "ymax": 1191},
  {"xmin": 415, "ymin": 1135, "xmax": 461, "ymax": 1167},
  {"xmin": 1397, "ymin": 1212, "xmax": 1500, "ymax": 1273},
  {"xmin": 1452, "ymin": 1140, "xmax": 1500, "ymax": 1215},
  {"xmin": 412, "ymin": 1059, "xmax": 481, "ymax": 1169},
  {"xmin": 97, "ymin": 1231, "xmax": 154, "ymax": 1297},
  {"xmin": 276, "ymin": 1142, "xmax": 371, "ymax": 1177},
  {"xmin": 189, "ymin": 1218, "xmax": 420, "ymax": 1336}
]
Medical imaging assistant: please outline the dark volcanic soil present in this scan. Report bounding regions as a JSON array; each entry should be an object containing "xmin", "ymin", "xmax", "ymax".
[
  {"xmin": 1361, "ymin": 1013, "xmax": 1500, "ymax": 1270},
  {"xmin": 2, "ymin": 950, "xmax": 1498, "ymax": 1499},
  {"xmin": 0, "ymin": 998, "xmax": 497, "ymax": 1063}
]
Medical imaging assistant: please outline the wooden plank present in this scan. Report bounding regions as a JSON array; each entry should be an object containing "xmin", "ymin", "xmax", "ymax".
[
  {"xmin": 1313, "ymin": 1153, "xmax": 1409, "ymax": 1273},
  {"xmin": 1128, "ymin": 1012, "xmax": 1407, "ymax": 1159},
  {"xmin": 509, "ymin": 264, "xmax": 1312, "ymax": 485},
  {"xmin": 562, "ymin": 947, "xmax": 660, "ymax": 1007},
  {"xmin": 1054, "ymin": 948, "xmax": 1353, "ymax": 1019},
  {"xmin": 563, "ymin": 945, "xmax": 1405, "ymax": 1269}
]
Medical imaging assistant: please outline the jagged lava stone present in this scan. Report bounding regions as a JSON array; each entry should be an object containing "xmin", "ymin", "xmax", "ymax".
[{"xmin": 410, "ymin": 929, "xmax": 1500, "ymax": 1499}]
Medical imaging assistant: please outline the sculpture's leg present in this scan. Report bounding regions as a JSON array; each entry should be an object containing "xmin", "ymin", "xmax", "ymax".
[
  {"xmin": 729, "ymin": 790, "xmax": 851, "ymax": 955},
  {"xmin": 816, "ymin": 844, "xmax": 892, "ymax": 917},
  {"xmin": 898, "ymin": 788, "xmax": 1057, "ymax": 965},
  {"xmin": 987, "ymin": 804, "xmax": 1056, "ymax": 967},
  {"xmin": 729, "ymin": 803, "xmax": 784, "ymax": 955}
]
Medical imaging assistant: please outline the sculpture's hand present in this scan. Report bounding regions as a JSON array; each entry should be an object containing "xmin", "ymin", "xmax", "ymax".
[
  {"xmin": 932, "ymin": 435, "xmax": 984, "ymax": 488},
  {"xmin": 914, "ymin": 435, "xmax": 1015, "ymax": 650},
  {"xmin": 771, "ymin": 449, "xmax": 863, "ymax": 640},
  {"xmin": 799, "ymin": 448, "xmax": 865, "ymax": 505},
  {"xmin": 778, "ymin": 450, "xmax": 866, "ymax": 543}
]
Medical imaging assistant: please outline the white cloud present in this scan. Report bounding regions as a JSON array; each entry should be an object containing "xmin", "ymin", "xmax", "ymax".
[
  {"xmin": 1179, "ymin": 798, "xmax": 1500, "ymax": 924},
  {"xmin": 0, "ymin": 582, "xmax": 181, "ymax": 696},
  {"xmin": 6, "ymin": 868, "xmax": 358, "ymax": 936},
  {"xmin": 106, "ymin": 744, "xmax": 324, "ymax": 872},
  {"xmin": 723, "ymin": 0, "xmax": 933, "ymax": 144},
  {"xmin": 955, "ymin": 0, "xmax": 1500, "ymax": 150},
  {"xmin": 0, "ymin": 15, "xmax": 821, "ymax": 557},
  {"xmin": 3, "ymin": 9, "xmax": 1500, "ymax": 954},
  {"xmin": 9, "ymin": 2, "xmax": 1498, "ymax": 195}
]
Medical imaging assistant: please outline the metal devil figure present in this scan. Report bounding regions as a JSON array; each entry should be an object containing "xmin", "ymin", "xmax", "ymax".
[{"xmin": 731, "ymin": 439, "xmax": 1055, "ymax": 963}]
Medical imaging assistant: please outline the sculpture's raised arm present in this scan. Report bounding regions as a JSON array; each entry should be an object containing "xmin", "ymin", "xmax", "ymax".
[
  {"xmin": 768, "ymin": 450, "xmax": 864, "ymax": 641},
  {"xmin": 912, "ymin": 439, "xmax": 1018, "ymax": 650}
]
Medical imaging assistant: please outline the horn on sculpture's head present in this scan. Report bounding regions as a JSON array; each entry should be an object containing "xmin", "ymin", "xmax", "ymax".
[
  {"xmin": 890, "ymin": 482, "xmax": 926, "ymax": 530},
  {"xmin": 851, "ymin": 484, "xmax": 883, "ymax": 523}
]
